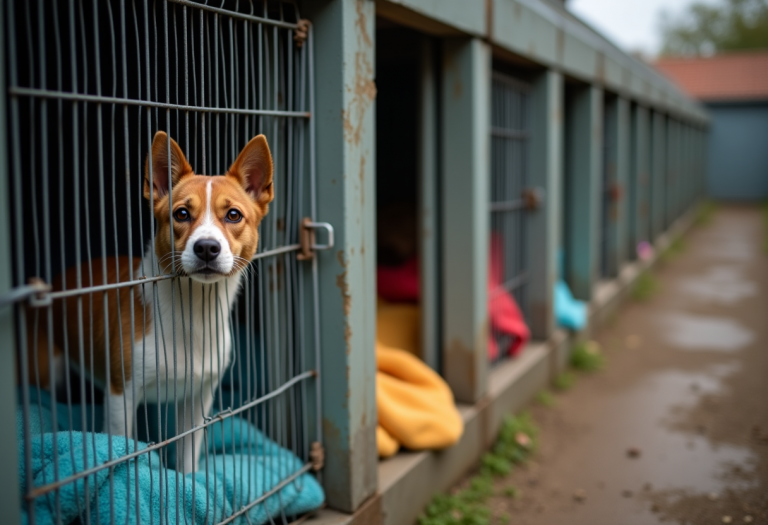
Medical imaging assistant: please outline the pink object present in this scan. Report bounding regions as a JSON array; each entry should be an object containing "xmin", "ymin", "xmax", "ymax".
[
  {"xmin": 637, "ymin": 241, "xmax": 654, "ymax": 261},
  {"xmin": 488, "ymin": 234, "xmax": 531, "ymax": 360}
]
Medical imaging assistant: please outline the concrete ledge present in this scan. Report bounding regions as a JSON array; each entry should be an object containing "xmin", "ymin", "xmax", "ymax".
[{"xmin": 307, "ymin": 203, "xmax": 703, "ymax": 525}]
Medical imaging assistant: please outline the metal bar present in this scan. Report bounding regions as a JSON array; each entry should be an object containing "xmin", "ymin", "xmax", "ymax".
[
  {"xmin": 489, "ymin": 199, "xmax": 525, "ymax": 212},
  {"xmin": 26, "ymin": 370, "xmax": 317, "ymax": 499},
  {"xmin": 166, "ymin": 0, "xmax": 299, "ymax": 29},
  {"xmin": 490, "ymin": 127, "xmax": 529, "ymax": 140},
  {"xmin": 1, "ymin": 243, "xmax": 306, "ymax": 305},
  {"xmin": 488, "ymin": 272, "xmax": 530, "ymax": 298},
  {"xmin": 216, "ymin": 462, "xmax": 314, "ymax": 525},
  {"xmin": 8, "ymin": 87, "xmax": 311, "ymax": 118}
]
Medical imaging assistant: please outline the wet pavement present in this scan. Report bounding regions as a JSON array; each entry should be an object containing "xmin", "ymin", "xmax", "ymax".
[{"xmin": 491, "ymin": 206, "xmax": 768, "ymax": 524}]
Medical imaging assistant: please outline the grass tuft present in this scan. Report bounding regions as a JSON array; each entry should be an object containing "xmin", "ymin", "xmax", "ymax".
[
  {"xmin": 570, "ymin": 341, "xmax": 605, "ymax": 372},
  {"xmin": 536, "ymin": 389, "xmax": 556, "ymax": 407},
  {"xmin": 763, "ymin": 200, "xmax": 768, "ymax": 254},
  {"xmin": 660, "ymin": 236, "xmax": 686, "ymax": 263},
  {"xmin": 554, "ymin": 371, "xmax": 576, "ymax": 391},
  {"xmin": 632, "ymin": 270, "xmax": 657, "ymax": 301},
  {"xmin": 696, "ymin": 200, "xmax": 717, "ymax": 226},
  {"xmin": 418, "ymin": 414, "xmax": 538, "ymax": 525}
]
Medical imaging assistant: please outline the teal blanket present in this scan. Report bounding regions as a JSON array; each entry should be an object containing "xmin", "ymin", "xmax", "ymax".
[{"xmin": 18, "ymin": 389, "xmax": 324, "ymax": 525}]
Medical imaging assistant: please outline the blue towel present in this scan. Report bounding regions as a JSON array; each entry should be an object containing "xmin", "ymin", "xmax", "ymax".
[
  {"xmin": 18, "ymin": 389, "xmax": 325, "ymax": 525},
  {"xmin": 554, "ymin": 279, "xmax": 587, "ymax": 331}
]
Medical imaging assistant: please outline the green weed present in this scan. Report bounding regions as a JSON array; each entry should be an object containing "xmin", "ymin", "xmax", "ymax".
[
  {"xmin": 631, "ymin": 270, "xmax": 657, "ymax": 301},
  {"xmin": 570, "ymin": 341, "xmax": 605, "ymax": 372},
  {"xmin": 554, "ymin": 371, "xmax": 576, "ymax": 391},
  {"xmin": 660, "ymin": 236, "xmax": 686, "ymax": 263},
  {"xmin": 418, "ymin": 414, "xmax": 538, "ymax": 525},
  {"xmin": 536, "ymin": 389, "xmax": 555, "ymax": 407},
  {"xmin": 763, "ymin": 200, "xmax": 768, "ymax": 254},
  {"xmin": 696, "ymin": 200, "xmax": 717, "ymax": 226}
]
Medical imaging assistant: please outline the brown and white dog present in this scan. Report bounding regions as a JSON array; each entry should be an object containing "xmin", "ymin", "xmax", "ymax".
[{"xmin": 28, "ymin": 131, "xmax": 274, "ymax": 473}]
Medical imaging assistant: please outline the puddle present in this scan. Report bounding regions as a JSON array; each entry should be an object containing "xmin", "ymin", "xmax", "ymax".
[
  {"xmin": 659, "ymin": 313, "xmax": 754, "ymax": 352},
  {"xmin": 584, "ymin": 368, "xmax": 758, "ymax": 495},
  {"xmin": 677, "ymin": 265, "xmax": 759, "ymax": 304}
]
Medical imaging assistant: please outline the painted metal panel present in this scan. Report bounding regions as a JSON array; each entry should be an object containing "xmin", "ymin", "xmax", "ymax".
[
  {"xmin": 561, "ymin": 32, "xmax": 597, "ymax": 81},
  {"xmin": 441, "ymin": 37, "xmax": 491, "ymax": 403},
  {"xmin": 564, "ymin": 84, "xmax": 603, "ymax": 301},
  {"xmin": 706, "ymin": 103, "xmax": 768, "ymax": 201},
  {"xmin": 629, "ymin": 104, "xmax": 651, "ymax": 256},
  {"xmin": 385, "ymin": 0, "xmax": 486, "ymax": 37},
  {"xmin": 527, "ymin": 70, "xmax": 563, "ymax": 339},
  {"xmin": 419, "ymin": 36, "xmax": 440, "ymax": 371},
  {"xmin": 304, "ymin": 0, "xmax": 378, "ymax": 512},
  {"xmin": 492, "ymin": 0, "xmax": 559, "ymax": 67},
  {"xmin": 0, "ymin": 1, "xmax": 22, "ymax": 521},
  {"xmin": 603, "ymin": 56, "xmax": 624, "ymax": 92},
  {"xmin": 614, "ymin": 97, "xmax": 630, "ymax": 270},
  {"xmin": 651, "ymin": 111, "xmax": 667, "ymax": 240}
]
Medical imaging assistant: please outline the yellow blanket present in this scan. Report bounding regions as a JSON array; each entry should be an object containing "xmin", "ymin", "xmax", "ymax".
[{"xmin": 376, "ymin": 301, "xmax": 464, "ymax": 458}]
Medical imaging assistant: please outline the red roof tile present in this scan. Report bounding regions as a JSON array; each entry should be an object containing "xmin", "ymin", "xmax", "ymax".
[{"xmin": 653, "ymin": 51, "xmax": 768, "ymax": 102}]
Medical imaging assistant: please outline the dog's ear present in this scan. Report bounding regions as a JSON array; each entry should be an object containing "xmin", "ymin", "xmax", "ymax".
[
  {"xmin": 227, "ymin": 134, "xmax": 274, "ymax": 215},
  {"xmin": 144, "ymin": 131, "xmax": 193, "ymax": 202}
]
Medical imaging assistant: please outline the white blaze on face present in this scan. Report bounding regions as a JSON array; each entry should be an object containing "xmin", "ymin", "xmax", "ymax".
[{"xmin": 181, "ymin": 179, "xmax": 235, "ymax": 281}]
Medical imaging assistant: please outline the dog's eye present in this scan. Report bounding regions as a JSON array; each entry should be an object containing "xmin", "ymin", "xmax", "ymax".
[
  {"xmin": 174, "ymin": 208, "xmax": 191, "ymax": 222},
  {"xmin": 226, "ymin": 209, "xmax": 242, "ymax": 223}
]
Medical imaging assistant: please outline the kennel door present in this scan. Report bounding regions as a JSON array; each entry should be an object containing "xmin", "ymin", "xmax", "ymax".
[{"xmin": 1, "ymin": 1, "xmax": 329, "ymax": 523}]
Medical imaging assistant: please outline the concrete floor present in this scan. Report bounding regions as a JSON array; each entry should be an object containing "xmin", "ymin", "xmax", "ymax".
[{"xmin": 489, "ymin": 206, "xmax": 768, "ymax": 524}]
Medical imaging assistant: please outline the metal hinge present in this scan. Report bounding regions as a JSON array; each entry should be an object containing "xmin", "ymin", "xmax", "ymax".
[
  {"xmin": 310, "ymin": 441, "xmax": 324, "ymax": 471},
  {"xmin": 297, "ymin": 218, "xmax": 335, "ymax": 261},
  {"xmin": 522, "ymin": 186, "xmax": 545, "ymax": 211},
  {"xmin": 0, "ymin": 277, "xmax": 52, "ymax": 309}
]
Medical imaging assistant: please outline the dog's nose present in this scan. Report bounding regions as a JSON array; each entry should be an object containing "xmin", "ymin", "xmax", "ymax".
[{"xmin": 194, "ymin": 239, "xmax": 221, "ymax": 262}]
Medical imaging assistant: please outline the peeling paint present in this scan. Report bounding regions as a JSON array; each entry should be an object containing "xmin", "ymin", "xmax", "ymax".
[
  {"xmin": 336, "ymin": 250, "xmax": 353, "ymax": 352},
  {"xmin": 343, "ymin": 52, "xmax": 377, "ymax": 146},
  {"xmin": 359, "ymin": 154, "xmax": 366, "ymax": 206},
  {"xmin": 343, "ymin": 2, "xmax": 377, "ymax": 148}
]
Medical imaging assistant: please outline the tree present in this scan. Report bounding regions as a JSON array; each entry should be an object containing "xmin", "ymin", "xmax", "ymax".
[{"xmin": 659, "ymin": 0, "xmax": 768, "ymax": 56}]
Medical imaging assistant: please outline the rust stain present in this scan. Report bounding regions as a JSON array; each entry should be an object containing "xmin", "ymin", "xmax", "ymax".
[
  {"xmin": 336, "ymin": 250, "xmax": 353, "ymax": 352},
  {"xmin": 445, "ymin": 338, "xmax": 476, "ymax": 396},
  {"xmin": 343, "ymin": 52, "xmax": 377, "ymax": 147},
  {"xmin": 343, "ymin": 2, "xmax": 376, "ymax": 148},
  {"xmin": 453, "ymin": 78, "xmax": 463, "ymax": 99},
  {"xmin": 355, "ymin": 0, "xmax": 372, "ymax": 48},
  {"xmin": 359, "ymin": 154, "xmax": 366, "ymax": 206}
]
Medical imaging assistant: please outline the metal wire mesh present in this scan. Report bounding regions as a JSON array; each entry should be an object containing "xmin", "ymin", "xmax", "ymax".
[
  {"xmin": 4, "ymin": 0, "xmax": 322, "ymax": 523},
  {"xmin": 489, "ymin": 72, "xmax": 530, "ymax": 363}
]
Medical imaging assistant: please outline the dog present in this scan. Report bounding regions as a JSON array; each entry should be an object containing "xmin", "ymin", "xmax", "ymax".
[{"xmin": 26, "ymin": 131, "xmax": 274, "ymax": 473}]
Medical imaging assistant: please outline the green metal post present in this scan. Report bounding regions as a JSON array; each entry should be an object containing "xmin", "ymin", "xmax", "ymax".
[
  {"xmin": 302, "ymin": 0, "xmax": 378, "ymax": 512},
  {"xmin": 441, "ymin": 37, "xmax": 490, "ymax": 404},
  {"xmin": 0, "ymin": 0, "xmax": 21, "ymax": 519},
  {"xmin": 614, "ymin": 96, "xmax": 630, "ymax": 270},
  {"xmin": 527, "ymin": 69, "xmax": 563, "ymax": 339},
  {"xmin": 632, "ymin": 105, "xmax": 650, "ymax": 249},
  {"xmin": 651, "ymin": 111, "xmax": 666, "ymax": 240},
  {"xmin": 564, "ymin": 84, "xmax": 602, "ymax": 301},
  {"xmin": 419, "ymin": 35, "xmax": 439, "ymax": 371}
]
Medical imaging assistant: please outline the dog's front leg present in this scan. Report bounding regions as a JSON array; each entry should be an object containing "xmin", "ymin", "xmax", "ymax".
[
  {"xmin": 180, "ymin": 380, "xmax": 216, "ymax": 474},
  {"xmin": 104, "ymin": 385, "xmax": 136, "ymax": 441}
]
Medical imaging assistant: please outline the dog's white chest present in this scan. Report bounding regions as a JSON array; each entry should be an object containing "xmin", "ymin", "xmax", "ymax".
[{"xmin": 133, "ymin": 260, "xmax": 241, "ymax": 403}]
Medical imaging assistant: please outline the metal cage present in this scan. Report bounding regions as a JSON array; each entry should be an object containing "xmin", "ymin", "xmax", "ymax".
[
  {"xmin": 489, "ymin": 72, "xmax": 531, "ymax": 363},
  {"xmin": 2, "ymin": 0, "xmax": 327, "ymax": 523}
]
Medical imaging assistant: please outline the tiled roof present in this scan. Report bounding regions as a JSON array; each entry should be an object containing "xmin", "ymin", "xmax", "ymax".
[{"xmin": 653, "ymin": 51, "xmax": 768, "ymax": 101}]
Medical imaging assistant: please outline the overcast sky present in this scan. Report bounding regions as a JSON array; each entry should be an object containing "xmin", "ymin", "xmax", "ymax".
[{"xmin": 567, "ymin": 0, "xmax": 719, "ymax": 57}]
